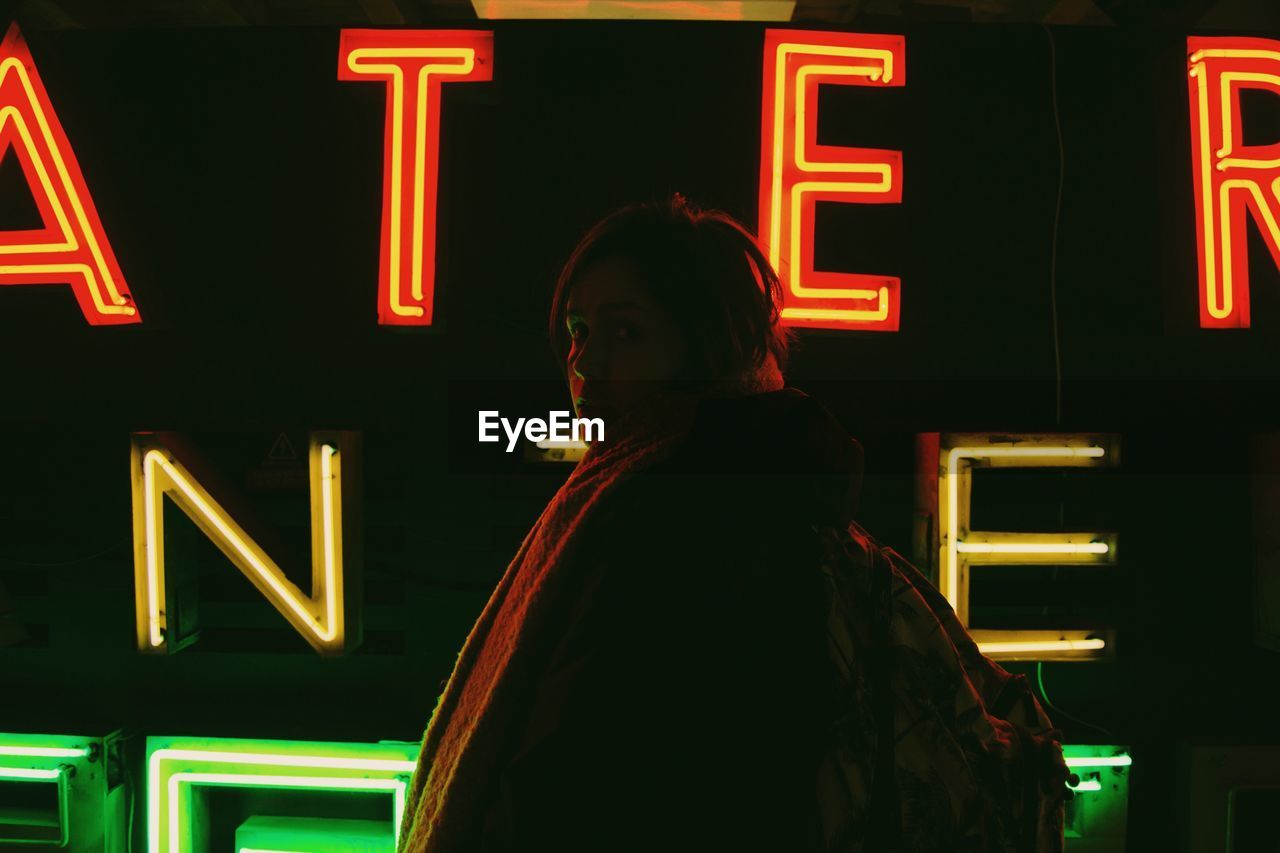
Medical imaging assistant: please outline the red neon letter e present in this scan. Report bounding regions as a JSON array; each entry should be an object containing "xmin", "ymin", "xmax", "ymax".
[
  {"xmin": 0, "ymin": 24, "xmax": 139, "ymax": 325},
  {"xmin": 1188, "ymin": 37, "xmax": 1280, "ymax": 329},
  {"xmin": 759, "ymin": 29, "xmax": 904, "ymax": 332},
  {"xmin": 339, "ymin": 29, "xmax": 492, "ymax": 326}
]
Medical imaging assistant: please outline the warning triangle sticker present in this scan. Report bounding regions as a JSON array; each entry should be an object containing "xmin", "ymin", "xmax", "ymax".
[{"xmin": 266, "ymin": 432, "xmax": 298, "ymax": 463}]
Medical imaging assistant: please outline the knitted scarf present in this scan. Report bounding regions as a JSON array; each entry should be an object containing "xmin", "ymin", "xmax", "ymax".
[{"xmin": 397, "ymin": 354, "xmax": 785, "ymax": 852}]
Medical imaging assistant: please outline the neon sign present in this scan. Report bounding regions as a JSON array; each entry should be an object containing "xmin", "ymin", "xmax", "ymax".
[
  {"xmin": 919, "ymin": 432, "xmax": 1119, "ymax": 661},
  {"xmin": 9, "ymin": 27, "xmax": 1280, "ymax": 333},
  {"xmin": 0, "ymin": 732, "xmax": 122, "ymax": 849},
  {"xmin": 5, "ymin": 729, "xmax": 1108, "ymax": 852},
  {"xmin": 758, "ymin": 28, "xmax": 904, "ymax": 331},
  {"xmin": 146, "ymin": 736, "xmax": 417, "ymax": 853},
  {"xmin": 1187, "ymin": 36, "xmax": 1280, "ymax": 329},
  {"xmin": 1062, "ymin": 746, "xmax": 1131, "ymax": 844},
  {"xmin": 0, "ymin": 23, "xmax": 139, "ymax": 324},
  {"xmin": 130, "ymin": 431, "xmax": 362, "ymax": 656},
  {"xmin": 338, "ymin": 29, "xmax": 493, "ymax": 326}
]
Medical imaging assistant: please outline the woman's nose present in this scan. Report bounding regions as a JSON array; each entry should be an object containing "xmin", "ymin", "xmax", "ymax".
[{"xmin": 571, "ymin": 339, "xmax": 602, "ymax": 382}]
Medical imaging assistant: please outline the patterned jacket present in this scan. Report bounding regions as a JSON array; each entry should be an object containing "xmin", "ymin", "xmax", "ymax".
[{"xmin": 475, "ymin": 388, "xmax": 1066, "ymax": 852}]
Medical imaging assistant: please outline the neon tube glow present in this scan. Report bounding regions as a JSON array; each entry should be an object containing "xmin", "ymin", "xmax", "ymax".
[
  {"xmin": 0, "ymin": 24, "xmax": 140, "ymax": 324},
  {"xmin": 0, "ymin": 745, "xmax": 91, "ymax": 759},
  {"xmin": 1066, "ymin": 754, "xmax": 1132, "ymax": 768},
  {"xmin": 0, "ymin": 766, "xmax": 62, "ymax": 781},
  {"xmin": 146, "ymin": 737, "xmax": 418, "ymax": 853},
  {"xmin": 1186, "ymin": 37, "xmax": 1280, "ymax": 328},
  {"xmin": 936, "ymin": 434, "xmax": 1118, "ymax": 661},
  {"xmin": 130, "ymin": 433, "xmax": 353, "ymax": 655},
  {"xmin": 338, "ymin": 30, "xmax": 493, "ymax": 326},
  {"xmin": 758, "ymin": 29, "xmax": 904, "ymax": 331}
]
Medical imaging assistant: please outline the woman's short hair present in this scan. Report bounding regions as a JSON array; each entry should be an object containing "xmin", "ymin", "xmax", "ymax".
[{"xmin": 548, "ymin": 192, "xmax": 795, "ymax": 385}]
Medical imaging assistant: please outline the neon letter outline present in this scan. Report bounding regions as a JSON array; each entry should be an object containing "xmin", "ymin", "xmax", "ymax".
[
  {"xmin": 130, "ymin": 431, "xmax": 361, "ymax": 656},
  {"xmin": 1187, "ymin": 36, "xmax": 1280, "ymax": 328},
  {"xmin": 0, "ymin": 23, "xmax": 139, "ymax": 324},
  {"xmin": 921, "ymin": 432, "xmax": 1119, "ymax": 661},
  {"xmin": 339, "ymin": 29, "xmax": 493, "ymax": 326},
  {"xmin": 759, "ymin": 29, "xmax": 903, "ymax": 331}
]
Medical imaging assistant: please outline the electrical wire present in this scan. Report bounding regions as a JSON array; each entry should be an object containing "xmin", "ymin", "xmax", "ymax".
[
  {"xmin": 1044, "ymin": 23, "xmax": 1064, "ymax": 429},
  {"xmin": 126, "ymin": 748, "xmax": 135, "ymax": 853},
  {"xmin": 1038, "ymin": 25, "xmax": 1115, "ymax": 743},
  {"xmin": 1037, "ymin": 661, "xmax": 1114, "ymax": 738}
]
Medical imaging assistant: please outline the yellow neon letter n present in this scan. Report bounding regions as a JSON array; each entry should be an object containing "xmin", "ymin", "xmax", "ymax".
[{"xmin": 130, "ymin": 431, "xmax": 361, "ymax": 656}]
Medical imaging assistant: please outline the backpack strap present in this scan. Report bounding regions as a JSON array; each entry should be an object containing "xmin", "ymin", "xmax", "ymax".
[
  {"xmin": 989, "ymin": 672, "xmax": 1030, "ymax": 721},
  {"xmin": 864, "ymin": 545, "xmax": 901, "ymax": 851},
  {"xmin": 1010, "ymin": 720, "xmax": 1042, "ymax": 853},
  {"xmin": 989, "ymin": 673, "xmax": 1048, "ymax": 852}
]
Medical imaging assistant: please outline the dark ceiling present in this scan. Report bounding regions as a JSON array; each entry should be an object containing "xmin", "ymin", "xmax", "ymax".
[{"xmin": 1, "ymin": 0, "xmax": 1279, "ymax": 29}]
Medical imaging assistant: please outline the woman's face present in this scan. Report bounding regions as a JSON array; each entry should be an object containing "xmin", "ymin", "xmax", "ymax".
[{"xmin": 564, "ymin": 255, "xmax": 688, "ymax": 422}]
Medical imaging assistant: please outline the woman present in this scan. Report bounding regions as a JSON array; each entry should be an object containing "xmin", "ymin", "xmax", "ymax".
[{"xmin": 398, "ymin": 194, "xmax": 1073, "ymax": 852}]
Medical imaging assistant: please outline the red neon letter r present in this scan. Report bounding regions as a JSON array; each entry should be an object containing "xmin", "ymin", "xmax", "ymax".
[{"xmin": 1188, "ymin": 36, "xmax": 1280, "ymax": 329}]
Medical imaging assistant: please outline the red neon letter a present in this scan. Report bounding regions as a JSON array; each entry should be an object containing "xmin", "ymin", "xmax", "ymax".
[
  {"xmin": 759, "ymin": 29, "xmax": 904, "ymax": 332},
  {"xmin": 339, "ymin": 29, "xmax": 493, "ymax": 326},
  {"xmin": 0, "ymin": 24, "xmax": 139, "ymax": 324}
]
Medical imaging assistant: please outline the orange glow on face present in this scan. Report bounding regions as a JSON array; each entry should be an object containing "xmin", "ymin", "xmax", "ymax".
[
  {"xmin": 338, "ymin": 30, "xmax": 493, "ymax": 326},
  {"xmin": 1187, "ymin": 37, "xmax": 1280, "ymax": 329},
  {"xmin": 758, "ymin": 29, "xmax": 904, "ymax": 332},
  {"xmin": 0, "ymin": 24, "xmax": 139, "ymax": 325}
]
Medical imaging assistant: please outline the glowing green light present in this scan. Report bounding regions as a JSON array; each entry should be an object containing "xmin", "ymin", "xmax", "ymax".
[
  {"xmin": 1065, "ymin": 754, "xmax": 1132, "ymax": 768},
  {"xmin": 1061, "ymin": 744, "xmax": 1131, "ymax": 843},
  {"xmin": 0, "ymin": 746, "xmax": 91, "ymax": 759},
  {"xmin": 237, "ymin": 815, "xmax": 396, "ymax": 852},
  {"xmin": 0, "ymin": 766, "xmax": 62, "ymax": 781},
  {"xmin": 0, "ymin": 732, "xmax": 110, "ymax": 848},
  {"xmin": 147, "ymin": 737, "xmax": 418, "ymax": 853}
]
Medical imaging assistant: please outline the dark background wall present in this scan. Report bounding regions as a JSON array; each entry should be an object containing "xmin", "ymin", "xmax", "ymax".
[{"xmin": 3, "ymin": 20, "xmax": 1280, "ymax": 850}]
